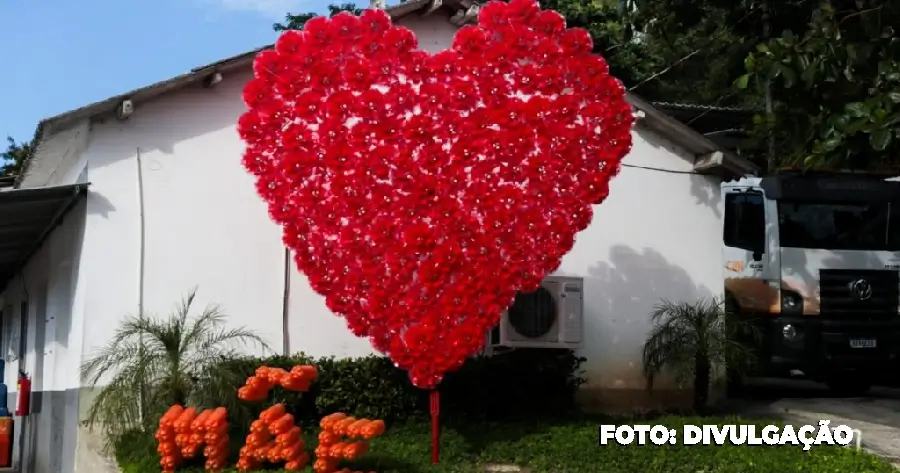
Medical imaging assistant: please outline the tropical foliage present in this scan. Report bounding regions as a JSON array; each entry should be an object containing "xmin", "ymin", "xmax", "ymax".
[
  {"xmin": 79, "ymin": 288, "xmax": 269, "ymax": 446},
  {"xmin": 737, "ymin": 0, "xmax": 900, "ymax": 170},
  {"xmin": 642, "ymin": 297, "xmax": 757, "ymax": 410}
]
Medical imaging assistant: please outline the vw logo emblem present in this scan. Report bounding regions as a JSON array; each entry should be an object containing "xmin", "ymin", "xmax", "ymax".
[{"xmin": 850, "ymin": 278, "xmax": 873, "ymax": 301}]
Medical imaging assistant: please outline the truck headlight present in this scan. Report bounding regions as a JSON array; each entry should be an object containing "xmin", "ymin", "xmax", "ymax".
[
  {"xmin": 781, "ymin": 290, "xmax": 803, "ymax": 315},
  {"xmin": 782, "ymin": 323, "xmax": 804, "ymax": 341}
]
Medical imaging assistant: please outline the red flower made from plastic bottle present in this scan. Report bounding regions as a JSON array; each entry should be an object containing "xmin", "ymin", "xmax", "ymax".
[{"xmin": 238, "ymin": 0, "xmax": 633, "ymax": 389}]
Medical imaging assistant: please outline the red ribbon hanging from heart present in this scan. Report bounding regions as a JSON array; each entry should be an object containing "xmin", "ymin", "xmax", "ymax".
[{"xmin": 238, "ymin": 0, "xmax": 634, "ymax": 389}]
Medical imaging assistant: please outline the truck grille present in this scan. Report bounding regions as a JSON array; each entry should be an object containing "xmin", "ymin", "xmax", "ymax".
[{"xmin": 819, "ymin": 269, "xmax": 899, "ymax": 319}]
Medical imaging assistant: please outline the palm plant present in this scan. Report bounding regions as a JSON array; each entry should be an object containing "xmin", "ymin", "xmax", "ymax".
[
  {"xmin": 642, "ymin": 296, "xmax": 757, "ymax": 411},
  {"xmin": 80, "ymin": 288, "xmax": 270, "ymax": 446}
]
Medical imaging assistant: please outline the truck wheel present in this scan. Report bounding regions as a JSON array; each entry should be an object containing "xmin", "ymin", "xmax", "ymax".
[{"xmin": 826, "ymin": 376, "xmax": 872, "ymax": 396}]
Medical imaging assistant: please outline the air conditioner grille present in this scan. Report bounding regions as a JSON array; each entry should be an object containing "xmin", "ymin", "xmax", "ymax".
[{"xmin": 507, "ymin": 287, "xmax": 557, "ymax": 338}]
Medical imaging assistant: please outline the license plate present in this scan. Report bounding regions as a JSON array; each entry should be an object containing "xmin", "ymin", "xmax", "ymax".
[{"xmin": 850, "ymin": 339, "xmax": 877, "ymax": 348}]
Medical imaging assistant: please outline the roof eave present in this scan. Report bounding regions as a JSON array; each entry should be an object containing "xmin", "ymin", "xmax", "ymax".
[
  {"xmin": 0, "ymin": 182, "xmax": 90, "ymax": 293},
  {"xmin": 627, "ymin": 94, "xmax": 758, "ymax": 177}
]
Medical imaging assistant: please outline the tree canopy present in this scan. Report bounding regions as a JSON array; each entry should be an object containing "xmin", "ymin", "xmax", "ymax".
[
  {"xmin": 738, "ymin": 0, "xmax": 900, "ymax": 171},
  {"xmin": 274, "ymin": 3, "xmax": 364, "ymax": 31},
  {"xmin": 1, "ymin": 136, "xmax": 33, "ymax": 178}
]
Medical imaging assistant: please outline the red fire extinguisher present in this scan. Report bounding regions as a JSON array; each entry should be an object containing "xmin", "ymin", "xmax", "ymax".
[{"xmin": 16, "ymin": 371, "xmax": 31, "ymax": 417}]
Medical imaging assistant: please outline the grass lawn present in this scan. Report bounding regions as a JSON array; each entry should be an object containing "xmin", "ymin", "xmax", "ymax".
[{"xmin": 119, "ymin": 416, "xmax": 895, "ymax": 473}]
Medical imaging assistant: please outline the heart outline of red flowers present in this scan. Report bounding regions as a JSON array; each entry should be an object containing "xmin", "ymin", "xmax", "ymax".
[{"xmin": 238, "ymin": 0, "xmax": 634, "ymax": 389}]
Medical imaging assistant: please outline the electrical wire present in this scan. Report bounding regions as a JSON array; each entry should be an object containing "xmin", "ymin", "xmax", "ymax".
[{"xmin": 621, "ymin": 162, "xmax": 716, "ymax": 176}]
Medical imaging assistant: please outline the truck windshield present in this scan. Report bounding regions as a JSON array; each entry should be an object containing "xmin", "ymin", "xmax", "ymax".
[{"xmin": 778, "ymin": 201, "xmax": 900, "ymax": 251}]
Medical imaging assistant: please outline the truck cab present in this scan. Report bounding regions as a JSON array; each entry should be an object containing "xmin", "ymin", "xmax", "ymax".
[{"xmin": 723, "ymin": 172, "xmax": 900, "ymax": 394}]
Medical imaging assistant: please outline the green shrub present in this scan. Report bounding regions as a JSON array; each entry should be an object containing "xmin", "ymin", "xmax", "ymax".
[{"xmin": 194, "ymin": 348, "xmax": 586, "ymax": 432}]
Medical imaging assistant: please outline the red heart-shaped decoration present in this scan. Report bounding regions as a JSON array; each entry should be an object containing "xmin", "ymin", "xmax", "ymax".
[{"xmin": 238, "ymin": 0, "xmax": 633, "ymax": 389}]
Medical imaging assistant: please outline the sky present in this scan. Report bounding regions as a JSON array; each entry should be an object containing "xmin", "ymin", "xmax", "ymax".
[{"xmin": 0, "ymin": 0, "xmax": 340, "ymax": 143}]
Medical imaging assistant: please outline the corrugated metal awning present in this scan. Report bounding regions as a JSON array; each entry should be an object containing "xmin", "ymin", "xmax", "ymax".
[{"xmin": 0, "ymin": 183, "xmax": 89, "ymax": 291}]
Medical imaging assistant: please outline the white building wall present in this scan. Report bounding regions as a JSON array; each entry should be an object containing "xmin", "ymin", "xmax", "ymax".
[
  {"xmin": 0, "ymin": 199, "xmax": 86, "ymax": 472},
  {"xmin": 18, "ymin": 12, "xmax": 725, "ymax": 424},
  {"xmin": 560, "ymin": 131, "xmax": 723, "ymax": 408},
  {"xmin": 75, "ymin": 70, "xmax": 286, "ymax": 363}
]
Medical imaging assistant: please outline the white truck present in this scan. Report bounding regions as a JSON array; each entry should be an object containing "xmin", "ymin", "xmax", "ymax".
[{"xmin": 723, "ymin": 172, "xmax": 900, "ymax": 395}]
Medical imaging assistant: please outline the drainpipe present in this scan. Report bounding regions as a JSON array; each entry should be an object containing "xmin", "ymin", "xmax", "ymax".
[
  {"xmin": 136, "ymin": 148, "xmax": 146, "ymax": 330},
  {"xmin": 136, "ymin": 148, "xmax": 147, "ymax": 423}
]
